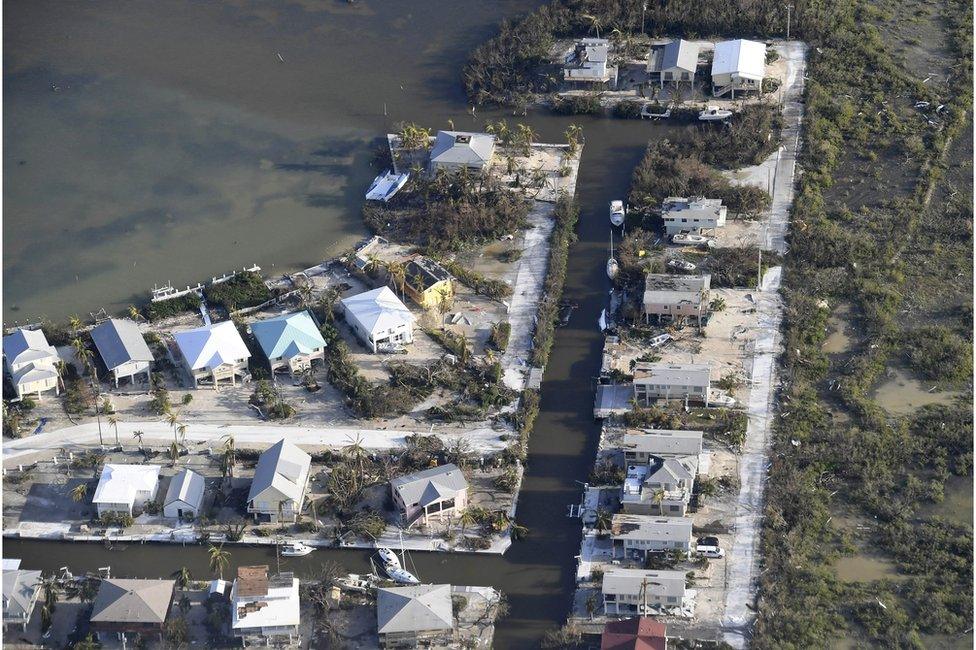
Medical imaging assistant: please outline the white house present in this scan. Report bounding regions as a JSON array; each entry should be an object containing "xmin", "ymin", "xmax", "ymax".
[
  {"xmin": 428, "ymin": 131, "xmax": 496, "ymax": 174},
  {"xmin": 661, "ymin": 196, "xmax": 726, "ymax": 235},
  {"xmin": 611, "ymin": 514, "xmax": 694, "ymax": 559},
  {"xmin": 246, "ymin": 440, "xmax": 311, "ymax": 523},
  {"xmin": 92, "ymin": 464, "xmax": 161, "ymax": 516},
  {"xmin": 602, "ymin": 568, "xmax": 689, "ymax": 616},
  {"xmin": 2, "ymin": 328, "xmax": 60, "ymax": 400},
  {"xmin": 621, "ymin": 429, "xmax": 704, "ymax": 464},
  {"xmin": 250, "ymin": 311, "xmax": 327, "ymax": 376},
  {"xmin": 340, "ymin": 287, "xmax": 416, "ymax": 353},
  {"xmin": 643, "ymin": 274, "xmax": 711, "ymax": 324},
  {"xmin": 711, "ymin": 39, "xmax": 766, "ymax": 98},
  {"xmin": 2, "ymin": 560, "xmax": 42, "ymax": 632},
  {"xmin": 633, "ymin": 363, "xmax": 711, "ymax": 406},
  {"xmin": 622, "ymin": 455, "xmax": 698, "ymax": 517},
  {"xmin": 231, "ymin": 566, "xmax": 301, "ymax": 645},
  {"xmin": 90, "ymin": 319, "xmax": 154, "ymax": 386},
  {"xmin": 173, "ymin": 321, "xmax": 251, "ymax": 388},
  {"xmin": 564, "ymin": 38, "xmax": 618, "ymax": 87},
  {"xmin": 163, "ymin": 468, "xmax": 205, "ymax": 519},
  {"xmin": 648, "ymin": 39, "xmax": 699, "ymax": 86}
]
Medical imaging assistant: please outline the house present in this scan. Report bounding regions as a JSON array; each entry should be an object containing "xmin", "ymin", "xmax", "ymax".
[
  {"xmin": 621, "ymin": 430, "xmax": 704, "ymax": 464},
  {"xmin": 163, "ymin": 468, "xmax": 205, "ymax": 519},
  {"xmin": 428, "ymin": 131, "xmax": 496, "ymax": 174},
  {"xmin": 340, "ymin": 286, "xmax": 416, "ymax": 353},
  {"xmin": 402, "ymin": 257, "xmax": 455, "ymax": 311},
  {"xmin": 391, "ymin": 464, "xmax": 469, "ymax": 527},
  {"xmin": 92, "ymin": 464, "xmax": 161, "ymax": 516},
  {"xmin": 2, "ymin": 560, "xmax": 42, "ymax": 632},
  {"xmin": 2, "ymin": 328, "xmax": 60, "ymax": 400},
  {"xmin": 246, "ymin": 440, "xmax": 311, "ymax": 523},
  {"xmin": 173, "ymin": 321, "xmax": 251, "ymax": 388},
  {"xmin": 231, "ymin": 566, "xmax": 301, "ymax": 645},
  {"xmin": 250, "ymin": 311, "xmax": 327, "ymax": 376},
  {"xmin": 377, "ymin": 584, "xmax": 454, "ymax": 649},
  {"xmin": 642, "ymin": 274, "xmax": 711, "ymax": 324},
  {"xmin": 595, "ymin": 384, "xmax": 635, "ymax": 419},
  {"xmin": 711, "ymin": 39, "xmax": 766, "ymax": 98},
  {"xmin": 648, "ymin": 39, "xmax": 699, "ymax": 87},
  {"xmin": 611, "ymin": 513, "xmax": 694, "ymax": 558},
  {"xmin": 600, "ymin": 616, "xmax": 667, "ymax": 650},
  {"xmin": 601, "ymin": 568, "xmax": 688, "ymax": 616},
  {"xmin": 564, "ymin": 38, "xmax": 618, "ymax": 87},
  {"xmin": 622, "ymin": 454, "xmax": 698, "ymax": 516},
  {"xmin": 661, "ymin": 197, "xmax": 726, "ymax": 235},
  {"xmin": 89, "ymin": 578, "xmax": 175, "ymax": 643},
  {"xmin": 89, "ymin": 318, "xmax": 154, "ymax": 387},
  {"xmin": 633, "ymin": 363, "xmax": 711, "ymax": 406}
]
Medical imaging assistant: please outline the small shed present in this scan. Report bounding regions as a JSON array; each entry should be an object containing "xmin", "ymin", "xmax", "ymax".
[{"xmin": 163, "ymin": 468, "xmax": 205, "ymax": 519}]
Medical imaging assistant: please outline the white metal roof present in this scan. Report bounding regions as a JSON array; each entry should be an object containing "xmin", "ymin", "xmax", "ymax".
[
  {"xmin": 231, "ymin": 575, "xmax": 300, "ymax": 631},
  {"xmin": 247, "ymin": 440, "xmax": 311, "ymax": 505},
  {"xmin": 92, "ymin": 464, "xmax": 161, "ymax": 507},
  {"xmin": 611, "ymin": 513, "xmax": 694, "ymax": 543},
  {"xmin": 622, "ymin": 430, "xmax": 704, "ymax": 456},
  {"xmin": 164, "ymin": 468, "xmax": 205, "ymax": 510},
  {"xmin": 711, "ymin": 39, "xmax": 766, "ymax": 81},
  {"xmin": 340, "ymin": 287, "xmax": 415, "ymax": 337},
  {"xmin": 2, "ymin": 328, "xmax": 58, "ymax": 368},
  {"xmin": 429, "ymin": 131, "xmax": 496, "ymax": 167},
  {"xmin": 633, "ymin": 363, "xmax": 711, "ymax": 387},
  {"xmin": 602, "ymin": 568, "xmax": 687, "ymax": 598},
  {"xmin": 174, "ymin": 321, "xmax": 250, "ymax": 372}
]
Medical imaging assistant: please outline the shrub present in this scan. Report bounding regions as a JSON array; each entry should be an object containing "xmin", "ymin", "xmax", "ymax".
[
  {"xmin": 552, "ymin": 94, "xmax": 603, "ymax": 115},
  {"xmin": 531, "ymin": 195, "xmax": 579, "ymax": 366},
  {"xmin": 489, "ymin": 321, "xmax": 511, "ymax": 352},
  {"xmin": 439, "ymin": 261, "xmax": 513, "ymax": 300},
  {"xmin": 145, "ymin": 293, "xmax": 202, "ymax": 321},
  {"xmin": 204, "ymin": 272, "xmax": 271, "ymax": 312},
  {"xmin": 903, "ymin": 326, "xmax": 973, "ymax": 383},
  {"xmin": 613, "ymin": 100, "xmax": 645, "ymax": 119}
]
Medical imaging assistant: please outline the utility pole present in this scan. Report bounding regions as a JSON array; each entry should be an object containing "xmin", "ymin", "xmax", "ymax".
[{"xmin": 786, "ymin": 4, "xmax": 793, "ymax": 41}]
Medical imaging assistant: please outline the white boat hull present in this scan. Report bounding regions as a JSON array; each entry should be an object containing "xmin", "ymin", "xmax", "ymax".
[
  {"xmin": 385, "ymin": 566, "xmax": 420, "ymax": 585},
  {"xmin": 607, "ymin": 259, "xmax": 619, "ymax": 279}
]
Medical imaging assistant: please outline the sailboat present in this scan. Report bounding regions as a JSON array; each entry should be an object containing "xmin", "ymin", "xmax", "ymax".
[{"xmin": 607, "ymin": 231, "xmax": 619, "ymax": 279}]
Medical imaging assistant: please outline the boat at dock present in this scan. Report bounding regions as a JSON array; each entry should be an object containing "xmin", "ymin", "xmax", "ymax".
[
  {"xmin": 699, "ymin": 106, "xmax": 733, "ymax": 121},
  {"xmin": 280, "ymin": 541, "xmax": 314, "ymax": 557},
  {"xmin": 609, "ymin": 200, "xmax": 626, "ymax": 227},
  {"xmin": 640, "ymin": 103, "xmax": 672, "ymax": 119},
  {"xmin": 336, "ymin": 573, "xmax": 378, "ymax": 593},
  {"xmin": 365, "ymin": 170, "xmax": 410, "ymax": 202}
]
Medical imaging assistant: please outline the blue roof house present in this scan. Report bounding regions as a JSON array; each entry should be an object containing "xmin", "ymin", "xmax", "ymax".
[{"xmin": 250, "ymin": 311, "xmax": 327, "ymax": 376}]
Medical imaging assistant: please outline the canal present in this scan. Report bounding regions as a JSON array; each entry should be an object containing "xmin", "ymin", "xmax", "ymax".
[{"xmin": 4, "ymin": 1, "xmax": 677, "ymax": 646}]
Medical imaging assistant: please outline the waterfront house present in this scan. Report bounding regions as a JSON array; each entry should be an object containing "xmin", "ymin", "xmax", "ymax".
[
  {"xmin": 428, "ymin": 131, "xmax": 496, "ymax": 174},
  {"xmin": 647, "ymin": 39, "xmax": 699, "ymax": 87},
  {"xmin": 340, "ymin": 286, "xmax": 416, "ymax": 353},
  {"xmin": 391, "ymin": 464, "xmax": 469, "ymax": 528},
  {"xmin": 643, "ymin": 274, "xmax": 711, "ymax": 325},
  {"xmin": 594, "ymin": 383, "xmax": 636, "ymax": 419},
  {"xmin": 231, "ymin": 566, "xmax": 301, "ymax": 645},
  {"xmin": 2, "ymin": 560, "xmax": 42, "ymax": 632},
  {"xmin": 611, "ymin": 513, "xmax": 694, "ymax": 558},
  {"xmin": 90, "ymin": 318, "xmax": 154, "ymax": 387},
  {"xmin": 2, "ymin": 328, "xmax": 61, "ymax": 401},
  {"xmin": 600, "ymin": 616, "xmax": 668, "ymax": 650},
  {"xmin": 402, "ymin": 257, "xmax": 455, "ymax": 311},
  {"xmin": 250, "ymin": 311, "xmax": 326, "ymax": 376},
  {"xmin": 710, "ymin": 39, "xmax": 766, "ymax": 98},
  {"xmin": 564, "ymin": 38, "xmax": 618, "ymax": 87},
  {"xmin": 246, "ymin": 440, "xmax": 311, "ymax": 523},
  {"xmin": 661, "ymin": 197, "xmax": 726, "ymax": 236},
  {"xmin": 173, "ymin": 321, "xmax": 251, "ymax": 388},
  {"xmin": 92, "ymin": 464, "xmax": 161, "ymax": 516},
  {"xmin": 377, "ymin": 584, "xmax": 454, "ymax": 649},
  {"xmin": 601, "ymin": 568, "xmax": 688, "ymax": 616},
  {"xmin": 633, "ymin": 363, "xmax": 711, "ymax": 406},
  {"xmin": 89, "ymin": 578, "xmax": 175, "ymax": 644},
  {"xmin": 163, "ymin": 468, "xmax": 205, "ymax": 519},
  {"xmin": 621, "ymin": 430, "xmax": 704, "ymax": 464},
  {"xmin": 622, "ymin": 455, "xmax": 698, "ymax": 517}
]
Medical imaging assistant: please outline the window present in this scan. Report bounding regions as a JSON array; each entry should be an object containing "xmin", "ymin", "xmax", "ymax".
[{"xmin": 681, "ymin": 72, "xmax": 690, "ymax": 80}]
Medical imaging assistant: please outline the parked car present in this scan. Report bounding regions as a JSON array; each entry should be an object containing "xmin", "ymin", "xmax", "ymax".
[
  {"xmin": 697, "ymin": 545, "xmax": 725, "ymax": 558},
  {"xmin": 648, "ymin": 333, "xmax": 672, "ymax": 348},
  {"xmin": 697, "ymin": 536, "xmax": 720, "ymax": 547}
]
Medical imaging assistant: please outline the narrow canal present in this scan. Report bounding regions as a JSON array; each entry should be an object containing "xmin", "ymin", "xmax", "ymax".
[{"xmin": 4, "ymin": 1, "xmax": 674, "ymax": 646}]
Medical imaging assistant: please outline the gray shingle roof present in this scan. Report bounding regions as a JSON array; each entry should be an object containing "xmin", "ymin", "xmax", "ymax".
[
  {"xmin": 164, "ymin": 468, "xmax": 205, "ymax": 510},
  {"xmin": 90, "ymin": 319, "xmax": 154, "ymax": 371},
  {"xmin": 622, "ymin": 430, "xmax": 704, "ymax": 456},
  {"xmin": 391, "ymin": 464, "xmax": 468, "ymax": 508},
  {"xmin": 247, "ymin": 439, "xmax": 311, "ymax": 505},
  {"xmin": 90, "ymin": 578, "xmax": 174, "ymax": 625},
  {"xmin": 661, "ymin": 39, "xmax": 699, "ymax": 73},
  {"xmin": 377, "ymin": 584, "xmax": 453, "ymax": 634}
]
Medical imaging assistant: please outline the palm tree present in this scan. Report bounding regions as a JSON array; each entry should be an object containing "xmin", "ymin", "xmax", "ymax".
[
  {"xmin": 651, "ymin": 488, "xmax": 666, "ymax": 516},
  {"xmin": 458, "ymin": 508, "xmax": 479, "ymax": 538},
  {"xmin": 565, "ymin": 124, "xmax": 584, "ymax": 156},
  {"xmin": 164, "ymin": 411, "xmax": 184, "ymax": 445},
  {"xmin": 386, "ymin": 261, "xmax": 407, "ymax": 302},
  {"xmin": 132, "ymin": 430, "xmax": 145, "ymax": 450},
  {"xmin": 73, "ymin": 634, "xmax": 99, "ymax": 650},
  {"xmin": 581, "ymin": 13, "xmax": 603, "ymax": 38},
  {"xmin": 107, "ymin": 414, "xmax": 120, "ymax": 447},
  {"xmin": 342, "ymin": 434, "xmax": 369, "ymax": 480},
  {"xmin": 220, "ymin": 434, "xmax": 236, "ymax": 480},
  {"xmin": 174, "ymin": 566, "xmax": 192, "ymax": 590},
  {"xmin": 40, "ymin": 576, "xmax": 59, "ymax": 632},
  {"xmin": 177, "ymin": 595, "xmax": 192, "ymax": 616},
  {"xmin": 594, "ymin": 508, "xmax": 613, "ymax": 534},
  {"xmin": 169, "ymin": 441, "xmax": 180, "ymax": 467},
  {"xmin": 208, "ymin": 544, "xmax": 231, "ymax": 580},
  {"xmin": 127, "ymin": 305, "xmax": 144, "ymax": 321},
  {"xmin": 68, "ymin": 316, "xmax": 83, "ymax": 336},
  {"xmin": 71, "ymin": 483, "xmax": 88, "ymax": 502}
]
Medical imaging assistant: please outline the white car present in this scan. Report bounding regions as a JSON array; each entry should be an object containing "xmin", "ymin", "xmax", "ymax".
[
  {"xmin": 697, "ymin": 545, "xmax": 726, "ymax": 558},
  {"xmin": 648, "ymin": 333, "xmax": 672, "ymax": 348}
]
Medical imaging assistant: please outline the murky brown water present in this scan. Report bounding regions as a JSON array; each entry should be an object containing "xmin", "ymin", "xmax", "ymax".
[
  {"xmin": 3, "ymin": 2, "xmax": 681, "ymax": 645},
  {"xmin": 871, "ymin": 366, "xmax": 962, "ymax": 416}
]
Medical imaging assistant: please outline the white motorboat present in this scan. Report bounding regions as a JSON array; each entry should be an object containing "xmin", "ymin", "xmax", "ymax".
[
  {"xmin": 609, "ymin": 200, "xmax": 626, "ymax": 227},
  {"xmin": 607, "ymin": 231, "xmax": 619, "ymax": 279},
  {"xmin": 280, "ymin": 541, "xmax": 314, "ymax": 557},
  {"xmin": 667, "ymin": 258, "xmax": 697, "ymax": 271},
  {"xmin": 699, "ymin": 106, "xmax": 733, "ymax": 121},
  {"xmin": 672, "ymin": 232, "xmax": 710, "ymax": 245},
  {"xmin": 365, "ymin": 170, "xmax": 410, "ymax": 202},
  {"xmin": 377, "ymin": 547, "xmax": 401, "ymax": 570},
  {"xmin": 640, "ymin": 103, "xmax": 672, "ymax": 120},
  {"xmin": 385, "ymin": 566, "xmax": 420, "ymax": 585},
  {"xmin": 336, "ymin": 573, "xmax": 378, "ymax": 593}
]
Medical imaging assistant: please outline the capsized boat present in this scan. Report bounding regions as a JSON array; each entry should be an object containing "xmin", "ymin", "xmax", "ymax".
[
  {"xmin": 280, "ymin": 541, "xmax": 314, "ymax": 557},
  {"xmin": 385, "ymin": 565, "xmax": 420, "ymax": 585},
  {"xmin": 365, "ymin": 170, "xmax": 410, "ymax": 202},
  {"xmin": 609, "ymin": 200, "xmax": 626, "ymax": 227},
  {"xmin": 699, "ymin": 106, "xmax": 733, "ymax": 121}
]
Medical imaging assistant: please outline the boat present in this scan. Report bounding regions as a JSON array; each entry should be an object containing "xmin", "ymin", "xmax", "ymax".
[
  {"xmin": 280, "ymin": 541, "xmax": 314, "ymax": 557},
  {"xmin": 377, "ymin": 547, "xmax": 401, "ymax": 570},
  {"xmin": 607, "ymin": 231, "xmax": 619, "ymax": 279},
  {"xmin": 667, "ymin": 258, "xmax": 697, "ymax": 272},
  {"xmin": 640, "ymin": 103, "xmax": 672, "ymax": 120},
  {"xmin": 336, "ymin": 573, "xmax": 378, "ymax": 594},
  {"xmin": 672, "ymin": 232, "xmax": 710, "ymax": 245},
  {"xmin": 385, "ymin": 565, "xmax": 421, "ymax": 585},
  {"xmin": 365, "ymin": 170, "xmax": 410, "ymax": 202},
  {"xmin": 699, "ymin": 106, "xmax": 733, "ymax": 121},
  {"xmin": 609, "ymin": 200, "xmax": 626, "ymax": 227}
]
